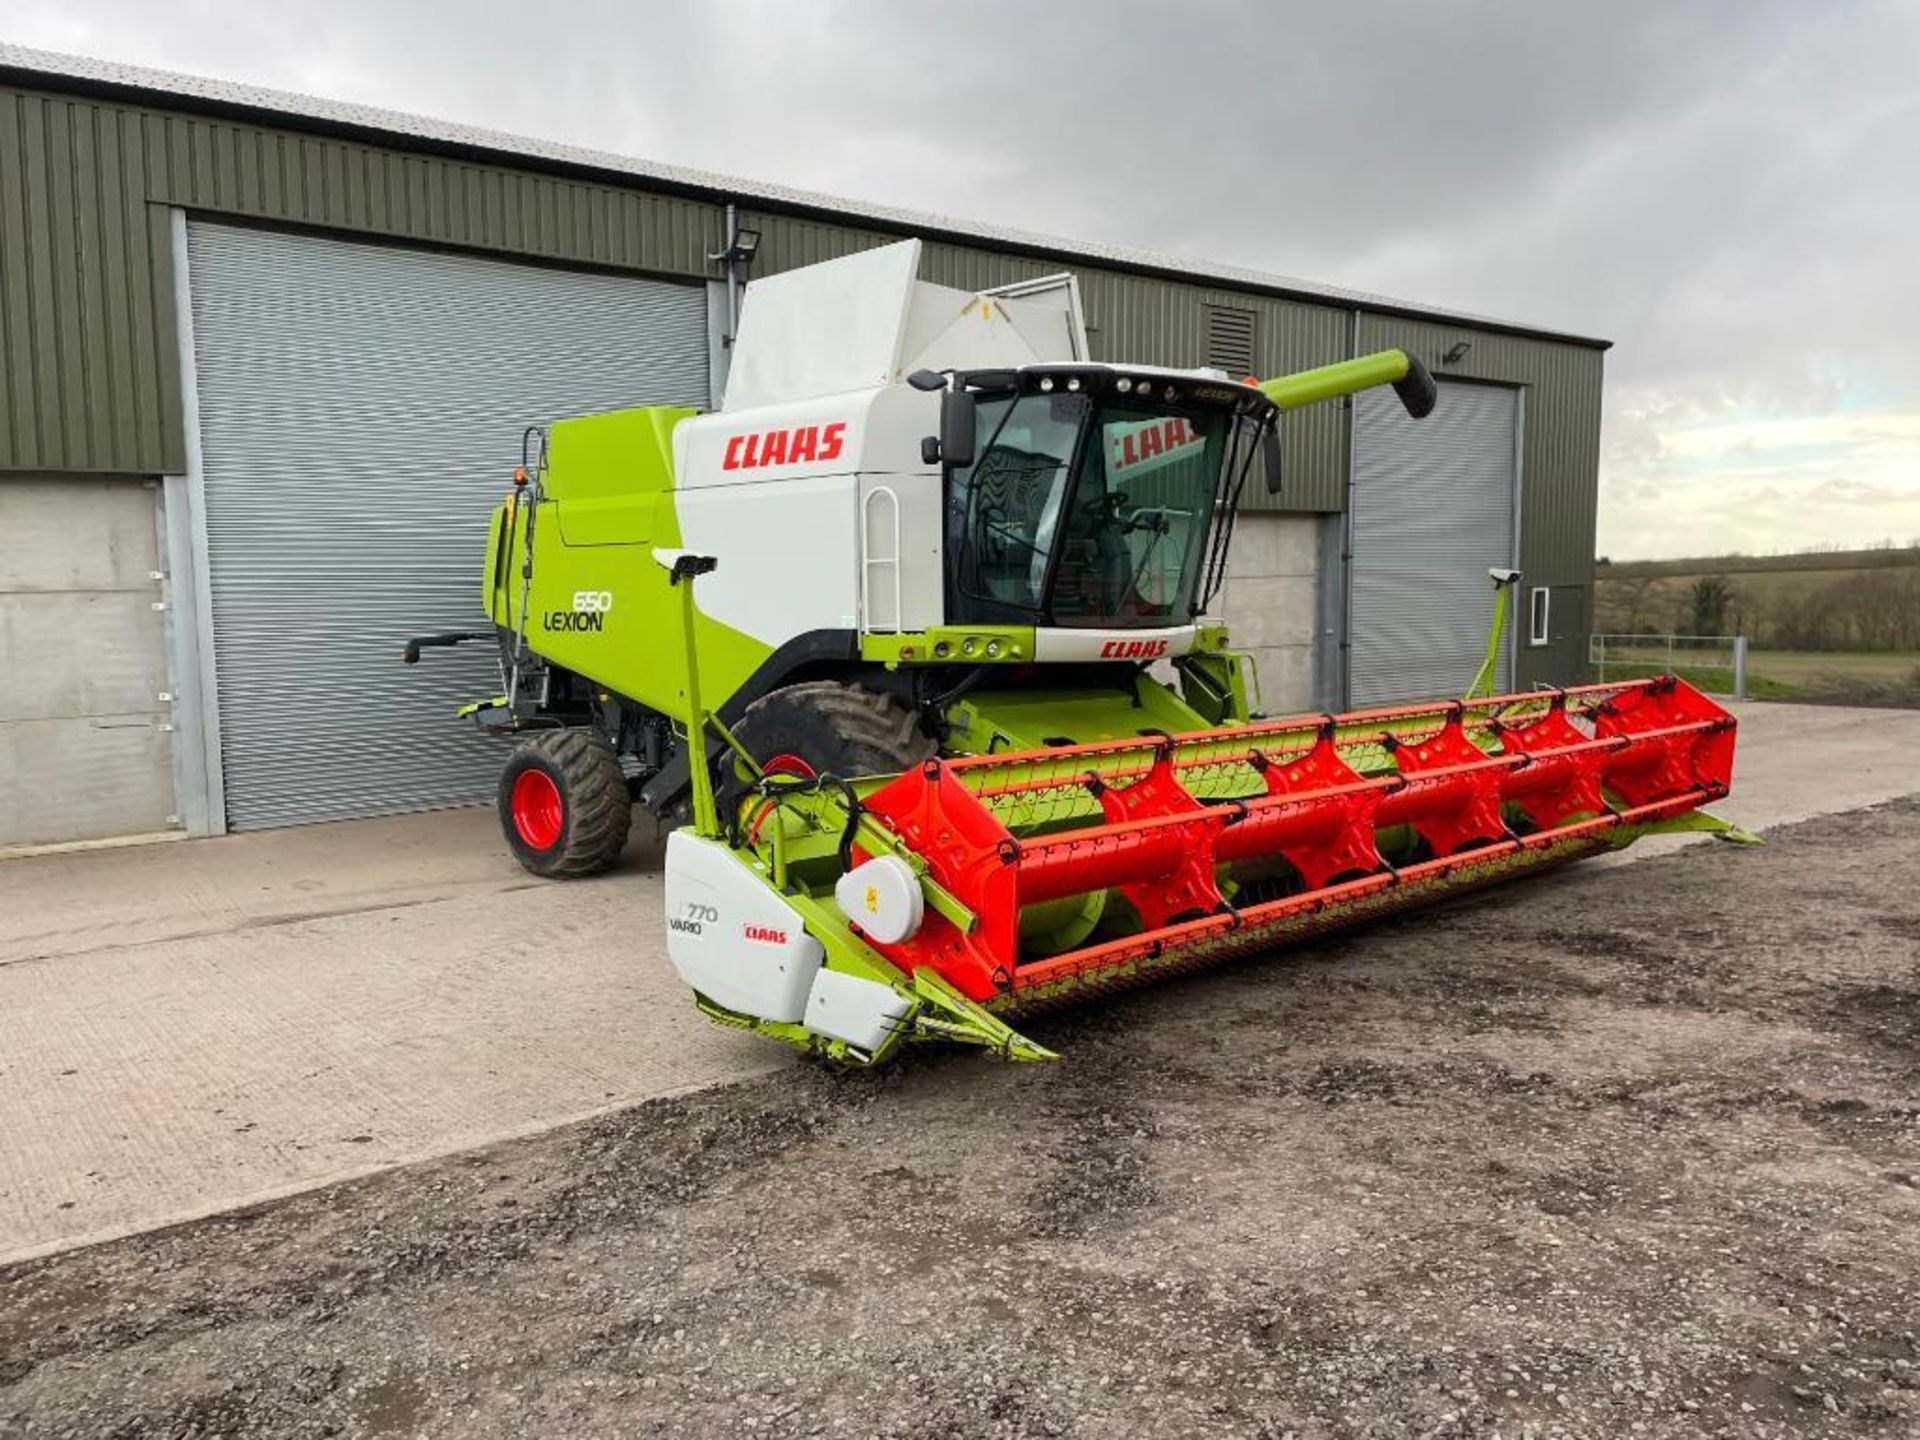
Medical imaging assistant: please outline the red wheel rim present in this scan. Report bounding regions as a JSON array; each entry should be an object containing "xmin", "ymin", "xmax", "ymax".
[{"xmin": 510, "ymin": 769, "xmax": 565, "ymax": 850}]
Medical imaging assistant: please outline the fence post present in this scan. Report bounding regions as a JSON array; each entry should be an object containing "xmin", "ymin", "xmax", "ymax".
[{"xmin": 1732, "ymin": 635, "xmax": 1747, "ymax": 700}]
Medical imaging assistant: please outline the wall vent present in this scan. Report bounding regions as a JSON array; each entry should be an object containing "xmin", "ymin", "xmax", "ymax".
[{"xmin": 1204, "ymin": 306, "xmax": 1257, "ymax": 377}]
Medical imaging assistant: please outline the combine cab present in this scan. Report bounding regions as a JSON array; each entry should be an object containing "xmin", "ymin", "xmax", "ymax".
[{"xmin": 408, "ymin": 240, "xmax": 1743, "ymax": 1064}]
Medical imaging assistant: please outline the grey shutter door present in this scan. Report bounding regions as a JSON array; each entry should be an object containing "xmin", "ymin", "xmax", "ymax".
[
  {"xmin": 1349, "ymin": 381, "xmax": 1517, "ymax": 706},
  {"xmin": 0, "ymin": 476, "xmax": 176, "ymax": 845},
  {"xmin": 187, "ymin": 222, "xmax": 710, "ymax": 829}
]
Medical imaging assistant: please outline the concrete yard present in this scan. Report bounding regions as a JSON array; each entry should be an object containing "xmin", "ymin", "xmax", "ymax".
[
  {"xmin": 0, "ymin": 813, "xmax": 787, "ymax": 1266},
  {"xmin": 1, "ymin": 701, "xmax": 1917, "ymax": 1270}
]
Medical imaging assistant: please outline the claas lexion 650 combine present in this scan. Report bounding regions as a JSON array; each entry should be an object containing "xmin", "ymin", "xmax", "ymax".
[{"xmin": 406, "ymin": 240, "xmax": 1742, "ymax": 1065}]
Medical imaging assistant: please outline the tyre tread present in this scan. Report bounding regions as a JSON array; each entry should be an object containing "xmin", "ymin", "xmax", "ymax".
[
  {"xmin": 732, "ymin": 682, "xmax": 934, "ymax": 780},
  {"xmin": 500, "ymin": 728, "xmax": 632, "ymax": 878}
]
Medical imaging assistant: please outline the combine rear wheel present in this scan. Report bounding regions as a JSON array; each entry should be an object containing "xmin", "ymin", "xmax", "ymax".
[{"xmin": 499, "ymin": 729, "xmax": 632, "ymax": 877}]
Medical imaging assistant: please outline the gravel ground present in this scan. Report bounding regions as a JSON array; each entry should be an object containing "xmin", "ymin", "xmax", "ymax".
[{"xmin": 4, "ymin": 799, "xmax": 1918, "ymax": 1439}]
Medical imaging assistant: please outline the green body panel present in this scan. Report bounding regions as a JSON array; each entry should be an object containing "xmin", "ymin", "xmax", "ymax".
[
  {"xmin": 859, "ymin": 626, "xmax": 1037, "ymax": 668},
  {"xmin": 484, "ymin": 405, "xmax": 776, "ymax": 721},
  {"xmin": 1619, "ymin": 809, "xmax": 1762, "ymax": 846},
  {"xmin": 944, "ymin": 680, "xmax": 1215, "ymax": 755},
  {"xmin": 547, "ymin": 407, "xmax": 688, "ymax": 544}
]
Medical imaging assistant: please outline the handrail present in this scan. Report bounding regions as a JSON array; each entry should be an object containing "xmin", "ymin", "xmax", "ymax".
[{"xmin": 859, "ymin": 484, "xmax": 904, "ymax": 633}]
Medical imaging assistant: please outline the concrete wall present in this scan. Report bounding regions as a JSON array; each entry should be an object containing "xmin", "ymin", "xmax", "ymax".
[
  {"xmin": 1217, "ymin": 511, "xmax": 1324, "ymax": 715},
  {"xmin": 0, "ymin": 474, "xmax": 176, "ymax": 845}
]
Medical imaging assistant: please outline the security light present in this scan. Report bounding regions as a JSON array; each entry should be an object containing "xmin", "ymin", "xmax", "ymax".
[
  {"xmin": 710, "ymin": 226, "xmax": 760, "ymax": 266},
  {"xmin": 1442, "ymin": 341, "xmax": 1472, "ymax": 364}
]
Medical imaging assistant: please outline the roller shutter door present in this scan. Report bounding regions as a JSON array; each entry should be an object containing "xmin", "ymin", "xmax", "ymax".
[
  {"xmin": 1350, "ymin": 381, "xmax": 1517, "ymax": 706},
  {"xmin": 187, "ymin": 222, "xmax": 709, "ymax": 829}
]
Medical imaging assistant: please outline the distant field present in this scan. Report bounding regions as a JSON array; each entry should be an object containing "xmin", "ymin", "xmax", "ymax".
[
  {"xmin": 1747, "ymin": 649, "xmax": 1920, "ymax": 684},
  {"xmin": 1591, "ymin": 646, "xmax": 1920, "ymax": 707},
  {"xmin": 1745, "ymin": 650, "xmax": 1920, "ymax": 707}
]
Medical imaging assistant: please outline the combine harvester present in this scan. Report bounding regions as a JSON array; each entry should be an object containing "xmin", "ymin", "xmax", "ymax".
[{"xmin": 408, "ymin": 241, "xmax": 1741, "ymax": 1064}]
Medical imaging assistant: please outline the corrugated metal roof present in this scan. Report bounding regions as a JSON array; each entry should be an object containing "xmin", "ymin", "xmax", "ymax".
[{"xmin": 0, "ymin": 41, "xmax": 1609, "ymax": 350}]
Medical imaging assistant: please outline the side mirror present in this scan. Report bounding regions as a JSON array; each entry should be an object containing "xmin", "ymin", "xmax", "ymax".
[
  {"xmin": 1262, "ymin": 421, "xmax": 1284, "ymax": 495},
  {"xmin": 931, "ymin": 388, "xmax": 977, "ymax": 468}
]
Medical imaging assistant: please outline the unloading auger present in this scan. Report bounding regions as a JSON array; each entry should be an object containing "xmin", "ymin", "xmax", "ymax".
[{"xmin": 405, "ymin": 238, "xmax": 1746, "ymax": 1064}]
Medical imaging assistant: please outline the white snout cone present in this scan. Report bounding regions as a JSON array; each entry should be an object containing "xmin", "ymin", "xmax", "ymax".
[{"xmin": 834, "ymin": 854, "xmax": 925, "ymax": 944}]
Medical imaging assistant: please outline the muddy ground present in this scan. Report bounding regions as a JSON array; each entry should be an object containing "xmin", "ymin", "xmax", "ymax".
[{"xmin": 4, "ymin": 800, "xmax": 1918, "ymax": 1439}]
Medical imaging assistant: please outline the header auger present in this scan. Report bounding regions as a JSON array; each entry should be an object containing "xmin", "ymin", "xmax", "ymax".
[{"xmin": 406, "ymin": 239, "xmax": 1742, "ymax": 1065}]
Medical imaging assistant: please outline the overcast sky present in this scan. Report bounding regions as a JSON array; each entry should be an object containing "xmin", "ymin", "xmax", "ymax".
[{"xmin": 9, "ymin": 0, "xmax": 1917, "ymax": 559}]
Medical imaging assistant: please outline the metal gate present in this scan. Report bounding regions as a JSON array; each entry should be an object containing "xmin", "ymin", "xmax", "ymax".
[
  {"xmin": 1349, "ymin": 381, "xmax": 1518, "ymax": 706},
  {"xmin": 186, "ymin": 222, "xmax": 710, "ymax": 828}
]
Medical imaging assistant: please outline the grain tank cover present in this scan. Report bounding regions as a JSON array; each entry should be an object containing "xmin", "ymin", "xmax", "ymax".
[{"xmin": 721, "ymin": 239, "xmax": 1087, "ymax": 411}]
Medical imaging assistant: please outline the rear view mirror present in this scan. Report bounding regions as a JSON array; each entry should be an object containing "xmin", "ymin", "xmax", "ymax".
[
  {"xmin": 1262, "ymin": 421, "xmax": 1284, "ymax": 495},
  {"xmin": 939, "ymin": 389, "xmax": 977, "ymax": 468}
]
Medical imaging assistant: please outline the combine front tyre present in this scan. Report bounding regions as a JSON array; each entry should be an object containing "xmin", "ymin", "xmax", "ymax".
[
  {"xmin": 730, "ymin": 681, "xmax": 934, "ymax": 782},
  {"xmin": 499, "ymin": 730, "xmax": 633, "ymax": 877}
]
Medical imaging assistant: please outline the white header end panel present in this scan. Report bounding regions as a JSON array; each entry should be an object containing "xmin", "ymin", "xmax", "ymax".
[{"xmin": 665, "ymin": 832, "xmax": 824, "ymax": 1022}]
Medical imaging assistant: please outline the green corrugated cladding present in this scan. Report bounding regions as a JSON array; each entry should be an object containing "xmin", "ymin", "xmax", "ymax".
[
  {"xmin": 0, "ymin": 82, "xmax": 1601, "ymax": 623},
  {"xmin": 0, "ymin": 89, "xmax": 184, "ymax": 472},
  {"xmin": 1358, "ymin": 315, "xmax": 1605, "ymax": 687}
]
